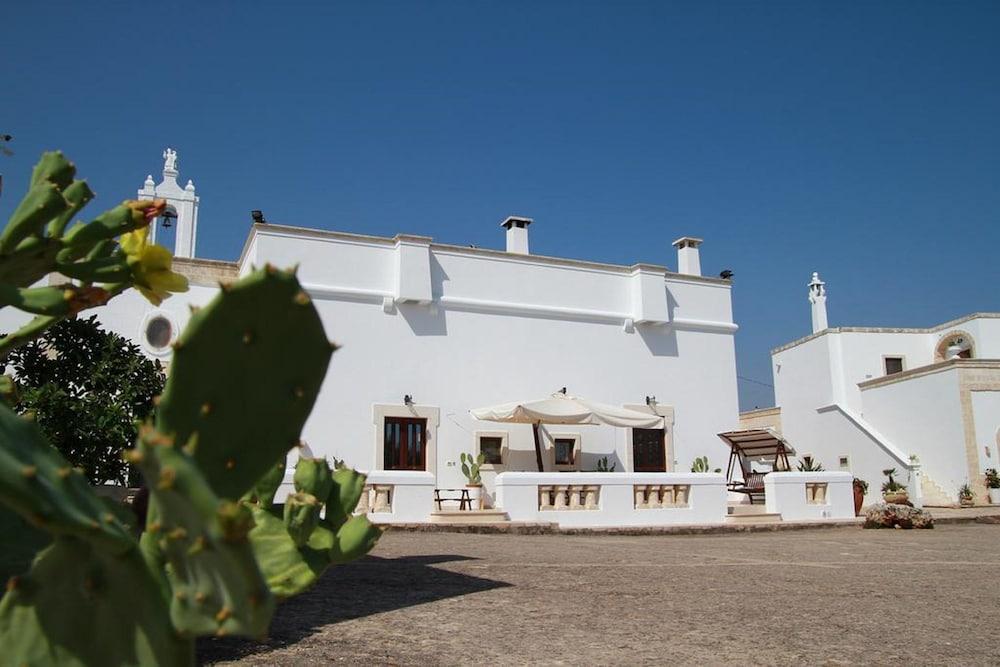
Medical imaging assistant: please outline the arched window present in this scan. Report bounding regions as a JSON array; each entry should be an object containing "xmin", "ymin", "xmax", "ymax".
[{"xmin": 935, "ymin": 331, "xmax": 975, "ymax": 361}]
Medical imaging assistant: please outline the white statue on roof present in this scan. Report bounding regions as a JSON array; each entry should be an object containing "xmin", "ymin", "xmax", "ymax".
[{"xmin": 163, "ymin": 148, "xmax": 178, "ymax": 172}]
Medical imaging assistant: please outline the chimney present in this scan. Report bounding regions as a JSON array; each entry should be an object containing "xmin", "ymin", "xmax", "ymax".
[
  {"xmin": 501, "ymin": 216, "xmax": 532, "ymax": 254},
  {"xmin": 808, "ymin": 272, "xmax": 828, "ymax": 333},
  {"xmin": 671, "ymin": 237, "xmax": 703, "ymax": 276}
]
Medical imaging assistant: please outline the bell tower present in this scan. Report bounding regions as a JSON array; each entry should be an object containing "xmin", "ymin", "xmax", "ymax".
[{"xmin": 137, "ymin": 148, "xmax": 199, "ymax": 258}]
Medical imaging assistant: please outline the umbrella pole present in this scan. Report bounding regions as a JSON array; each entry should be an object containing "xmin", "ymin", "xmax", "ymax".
[{"xmin": 532, "ymin": 422, "xmax": 544, "ymax": 472}]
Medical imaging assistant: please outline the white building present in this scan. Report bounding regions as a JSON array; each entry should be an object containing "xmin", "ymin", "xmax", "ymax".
[
  {"xmin": 744, "ymin": 272, "xmax": 1000, "ymax": 506},
  {"xmin": 1, "ymin": 151, "xmax": 751, "ymax": 513}
]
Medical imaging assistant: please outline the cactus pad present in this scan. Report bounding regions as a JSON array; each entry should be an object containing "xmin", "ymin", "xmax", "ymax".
[
  {"xmin": 0, "ymin": 536, "xmax": 192, "ymax": 667},
  {"xmin": 156, "ymin": 267, "xmax": 333, "ymax": 500},
  {"xmin": 133, "ymin": 427, "xmax": 275, "ymax": 639},
  {"xmin": 0, "ymin": 403, "xmax": 134, "ymax": 554}
]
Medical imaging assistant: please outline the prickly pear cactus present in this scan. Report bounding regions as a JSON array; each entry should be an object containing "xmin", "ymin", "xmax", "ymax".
[
  {"xmin": 155, "ymin": 266, "xmax": 333, "ymax": 500},
  {"xmin": 0, "ymin": 403, "xmax": 193, "ymax": 665},
  {"xmin": 246, "ymin": 456, "xmax": 381, "ymax": 598},
  {"xmin": 0, "ymin": 151, "xmax": 186, "ymax": 360},
  {"xmin": 129, "ymin": 425, "xmax": 275, "ymax": 639}
]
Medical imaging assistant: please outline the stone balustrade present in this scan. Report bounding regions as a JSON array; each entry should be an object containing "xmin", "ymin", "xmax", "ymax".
[
  {"xmin": 634, "ymin": 484, "xmax": 690, "ymax": 509},
  {"xmin": 539, "ymin": 485, "xmax": 600, "ymax": 510},
  {"xmin": 496, "ymin": 472, "xmax": 727, "ymax": 527}
]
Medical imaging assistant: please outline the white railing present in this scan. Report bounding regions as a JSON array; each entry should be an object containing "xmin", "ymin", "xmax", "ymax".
[
  {"xmin": 496, "ymin": 472, "xmax": 728, "ymax": 527},
  {"xmin": 764, "ymin": 472, "xmax": 854, "ymax": 520}
]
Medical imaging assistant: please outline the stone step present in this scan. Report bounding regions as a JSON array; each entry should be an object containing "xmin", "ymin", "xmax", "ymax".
[
  {"xmin": 727, "ymin": 503, "xmax": 770, "ymax": 516},
  {"xmin": 725, "ymin": 512, "xmax": 782, "ymax": 524},
  {"xmin": 429, "ymin": 509, "xmax": 511, "ymax": 524}
]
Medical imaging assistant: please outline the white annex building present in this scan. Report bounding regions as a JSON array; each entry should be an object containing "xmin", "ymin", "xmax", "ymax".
[{"xmin": 742, "ymin": 273, "xmax": 1000, "ymax": 506}]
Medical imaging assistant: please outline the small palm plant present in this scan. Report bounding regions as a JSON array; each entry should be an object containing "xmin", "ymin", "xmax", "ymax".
[{"xmin": 797, "ymin": 458, "xmax": 824, "ymax": 472}]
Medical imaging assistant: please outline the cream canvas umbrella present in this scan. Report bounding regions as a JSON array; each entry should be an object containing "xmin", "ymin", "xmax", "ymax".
[{"xmin": 470, "ymin": 390, "xmax": 664, "ymax": 471}]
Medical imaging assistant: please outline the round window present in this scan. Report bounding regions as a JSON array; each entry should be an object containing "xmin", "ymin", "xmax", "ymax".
[{"xmin": 145, "ymin": 316, "xmax": 173, "ymax": 349}]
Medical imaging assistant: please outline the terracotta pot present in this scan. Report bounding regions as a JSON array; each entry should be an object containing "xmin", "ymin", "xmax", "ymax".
[
  {"xmin": 883, "ymin": 490, "xmax": 909, "ymax": 505},
  {"xmin": 853, "ymin": 485, "xmax": 865, "ymax": 516},
  {"xmin": 960, "ymin": 497, "xmax": 975, "ymax": 507}
]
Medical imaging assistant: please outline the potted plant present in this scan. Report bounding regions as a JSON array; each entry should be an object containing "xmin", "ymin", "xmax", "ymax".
[
  {"xmin": 985, "ymin": 469, "xmax": 1000, "ymax": 505},
  {"xmin": 460, "ymin": 452, "xmax": 485, "ymax": 510},
  {"xmin": 881, "ymin": 468, "xmax": 909, "ymax": 505},
  {"xmin": 958, "ymin": 483, "xmax": 975, "ymax": 507},
  {"xmin": 691, "ymin": 456, "xmax": 721, "ymax": 473},
  {"xmin": 852, "ymin": 478, "xmax": 868, "ymax": 516},
  {"xmin": 797, "ymin": 458, "xmax": 824, "ymax": 472}
]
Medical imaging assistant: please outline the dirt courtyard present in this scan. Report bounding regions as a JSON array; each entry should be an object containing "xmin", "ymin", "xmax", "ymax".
[{"xmin": 200, "ymin": 524, "xmax": 1000, "ymax": 665}]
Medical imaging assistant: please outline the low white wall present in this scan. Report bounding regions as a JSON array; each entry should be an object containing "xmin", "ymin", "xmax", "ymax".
[
  {"xmin": 495, "ymin": 472, "xmax": 728, "ymax": 527},
  {"xmin": 363, "ymin": 470, "xmax": 437, "ymax": 524},
  {"xmin": 764, "ymin": 472, "xmax": 854, "ymax": 521},
  {"xmin": 274, "ymin": 469, "xmax": 436, "ymax": 524}
]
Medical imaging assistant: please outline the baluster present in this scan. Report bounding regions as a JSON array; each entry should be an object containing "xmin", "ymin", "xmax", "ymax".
[
  {"xmin": 816, "ymin": 483, "xmax": 827, "ymax": 504},
  {"xmin": 554, "ymin": 485, "xmax": 569, "ymax": 510},
  {"xmin": 675, "ymin": 485, "xmax": 689, "ymax": 506},
  {"xmin": 355, "ymin": 485, "xmax": 372, "ymax": 514},
  {"xmin": 539, "ymin": 485, "xmax": 553, "ymax": 510},
  {"xmin": 373, "ymin": 485, "xmax": 392, "ymax": 512},
  {"xmin": 568, "ymin": 485, "xmax": 583, "ymax": 510},
  {"xmin": 647, "ymin": 485, "xmax": 662, "ymax": 509},
  {"xmin": 634, "ymin": 484, "xmax": 648, "ymax": 509},
  {"xmin": 584, "ymin": 485, "xmax": 599, "ymax": 509}
]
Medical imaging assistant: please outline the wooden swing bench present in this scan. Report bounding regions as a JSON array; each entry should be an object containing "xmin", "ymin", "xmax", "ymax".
[{"xmin": 717, "ymin": 428, "xmax": 794, "ymax": 505}]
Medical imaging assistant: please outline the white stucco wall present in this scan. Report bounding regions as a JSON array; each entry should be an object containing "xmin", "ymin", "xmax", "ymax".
[
  {"xmin": 236, "ymin": 227, "xmax": 740, "ymax": 500},
  {"xmin": 860, "ymin": 369, "xmax": 967, "ymax": 496}
]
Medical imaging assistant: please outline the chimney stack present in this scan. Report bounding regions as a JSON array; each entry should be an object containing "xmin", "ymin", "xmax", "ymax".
[
  {"xmin": 501, "ymin": 215, "xmax": 532, "ymax": 254},
  {"xmin": 671, "ymin": 237, "xmax": 703, "ymax": 276},
  {"xmin": 808, "ymin": 272, "xmax": 828, "ymax": 333}
]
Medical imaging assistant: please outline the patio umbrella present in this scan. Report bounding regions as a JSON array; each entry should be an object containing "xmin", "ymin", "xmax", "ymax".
[{"xmin": 470, "ymin": 391, "xmax": 664, "ymax": 471}]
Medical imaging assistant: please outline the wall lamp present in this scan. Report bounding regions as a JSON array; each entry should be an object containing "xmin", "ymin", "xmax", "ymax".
[
  {"xmin": 645, "ymin": 395, "xmax": 657, "ymax": 406},
  {"xmin": 403, "ymin": 394, "xmax": 414, "ymax": 406}
]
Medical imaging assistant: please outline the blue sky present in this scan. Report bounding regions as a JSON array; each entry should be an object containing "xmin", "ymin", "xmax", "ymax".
[{"xmin": 2, "ymin": 1, "xmax": 998, "ymax": 410}]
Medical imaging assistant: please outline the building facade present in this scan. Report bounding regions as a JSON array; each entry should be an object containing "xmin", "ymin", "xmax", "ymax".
[
  {"xmin": 751, "ymin": 273, "xmax": 1000, "ymax": 505},
  {"xmin": 0, "ymin": 151, "xmax": 743, "ymax": 507}
]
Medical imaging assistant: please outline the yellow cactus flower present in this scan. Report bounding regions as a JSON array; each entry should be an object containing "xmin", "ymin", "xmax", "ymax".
[{"xmin": 119, "ymin": 226, "xmax": 189, "ymax": 306}]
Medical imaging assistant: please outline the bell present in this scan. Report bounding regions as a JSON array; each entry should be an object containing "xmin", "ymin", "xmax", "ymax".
[{"xmin": 161, "ymin": 210, "xmax": 177, "ymax": 229}]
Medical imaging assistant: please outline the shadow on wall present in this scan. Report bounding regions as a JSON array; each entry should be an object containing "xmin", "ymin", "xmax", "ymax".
[{"xmin": 196, "ymin": 554, "xmax": 510, "ymax": 663}]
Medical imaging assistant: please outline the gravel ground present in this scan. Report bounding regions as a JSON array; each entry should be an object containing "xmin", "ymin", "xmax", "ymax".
[{"xmin": 200, "ymin": 523, "xmax": 1000, "ymax": 665}]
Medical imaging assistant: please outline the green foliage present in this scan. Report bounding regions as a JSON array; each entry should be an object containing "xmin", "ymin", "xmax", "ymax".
[
  {"xmin": 691, "ymin": 456, "xmax": 721, "ymax": 473},
  {"xmin": 460, "ymin": 452, "xmax": 485, "ymax": 485},
  {"xmin": 5, "ymin": 316, "xmax": 165, "ymax": 485},
  {"xmin": 0, "ymin": 265, "xmax": 381, "ymax": 665},
  {"xmin": 595, "ymin": 456, "xmax": 616, "ymax": 472},
  {"xmin": 985, "ymin": 468, "xmax": 1000, "ymax": 490},
  {"xmin": 796, "ymin": 458, "xmax": 824, "ymax": 472},
  {"xmin": 958, "ymin": 484, "xmax": 974, "ymax": 501},
  {"xmin": 881, "ymin": 468, "xmax": 906, "ymax": 494},
  {"xmin": 852, "ymin": 478, "xmax": 869, "ymax": 495}
]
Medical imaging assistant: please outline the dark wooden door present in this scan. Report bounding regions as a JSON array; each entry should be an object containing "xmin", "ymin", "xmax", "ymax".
[
  {"xmin": 384, "ymin": 417, "xmax": 427, "ymax": 470},
  {"xmin": 632, "ymin": 428, "xmax": 666, "ymax": 472}
]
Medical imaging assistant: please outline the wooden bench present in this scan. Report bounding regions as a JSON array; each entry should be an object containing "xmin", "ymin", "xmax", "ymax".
[
  {"xmin": 728, "ymin": 472, "xmax": 767, "ymax": 504},
  {"xmin": 434, "ymin": 488, "xmax": 472, "ymax": 511}
]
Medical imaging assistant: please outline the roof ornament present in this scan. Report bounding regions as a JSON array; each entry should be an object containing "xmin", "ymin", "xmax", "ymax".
[{"xmin": 163, "ymin": 147, "xmax": 178, "ymax": 174}]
